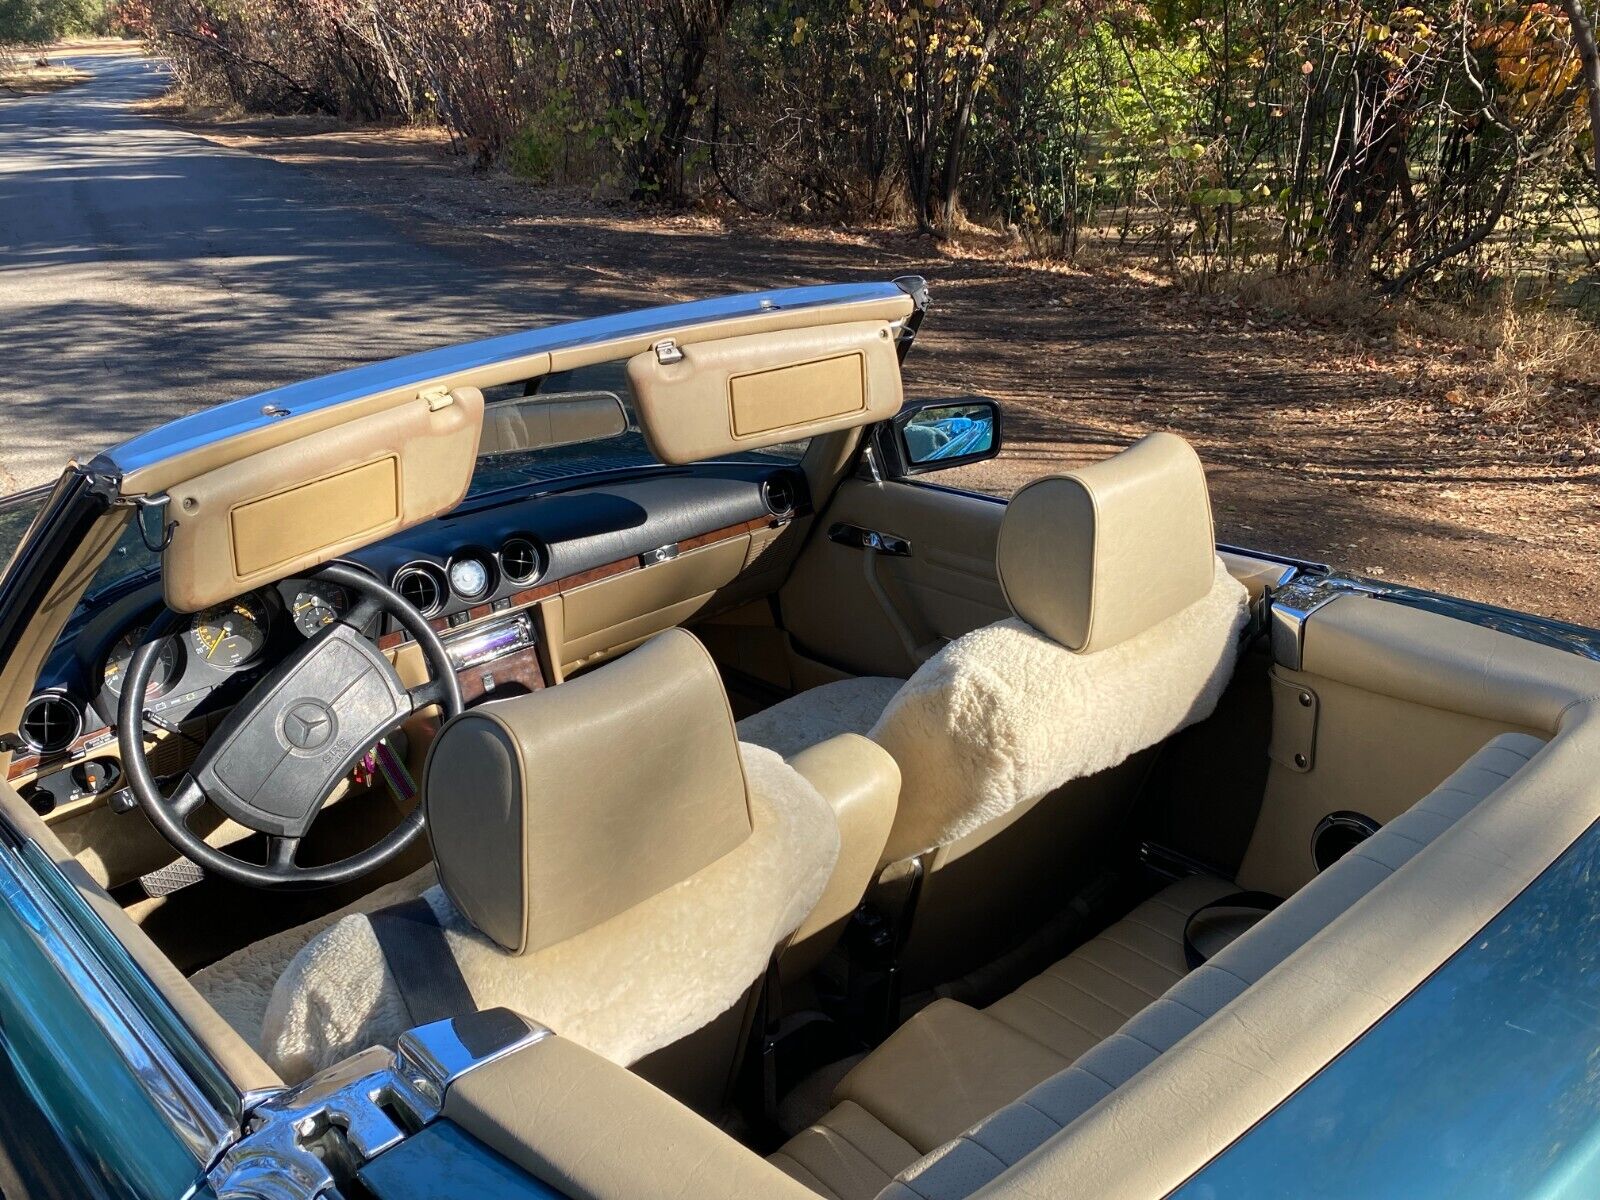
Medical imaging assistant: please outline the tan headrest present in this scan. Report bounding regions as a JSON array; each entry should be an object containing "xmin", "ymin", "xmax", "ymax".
[
  {"xmin": 996, "ymin": 432, "xmax": 1216, "ymax": 654},
  {"xmin": 424, "ymin": 629, "xmax": 753, "ymax": 954}
]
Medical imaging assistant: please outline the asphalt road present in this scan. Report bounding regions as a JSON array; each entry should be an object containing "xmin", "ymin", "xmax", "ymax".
[{"xmin": 0, "ymin": 53, "xmax": 570, "ymax": 494}]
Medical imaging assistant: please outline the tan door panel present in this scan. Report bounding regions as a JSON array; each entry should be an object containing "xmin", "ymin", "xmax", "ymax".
[
  {"xmin": 1235, "ymin": 594, "xmax": 1575, "ymax": 896},
  {"xmin": 163, "ymin": 389, "xmax": 484, "ymax": 613},
  {"xmin": 780, "ymin": 480, "xmax": 1009, "ymax": 679}
]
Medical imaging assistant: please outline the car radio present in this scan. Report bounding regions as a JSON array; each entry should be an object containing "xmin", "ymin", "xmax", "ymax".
[{"xmin": 443, "ymin": 611, "xmax": 536, "ymax": 671}]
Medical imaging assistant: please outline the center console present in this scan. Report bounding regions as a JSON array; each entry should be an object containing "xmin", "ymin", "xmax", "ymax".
[{"xmin": 441, "ymin": 611, "xmax": 547, "ymax": 705}]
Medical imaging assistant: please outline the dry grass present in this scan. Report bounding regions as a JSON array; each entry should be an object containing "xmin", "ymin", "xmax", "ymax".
[
  {"xmin": 1192, "ymin": 267, "xmax": 1599, "ymax": 453},
  {"xmin": 0, "ymin": 61, "xmax": 91, "ymax": 96}
]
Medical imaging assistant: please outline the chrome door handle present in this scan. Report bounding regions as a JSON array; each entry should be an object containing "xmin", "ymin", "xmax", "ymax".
[{"xmin": 828, "ymin": 523, "xmax": 912, "ymax": 557}]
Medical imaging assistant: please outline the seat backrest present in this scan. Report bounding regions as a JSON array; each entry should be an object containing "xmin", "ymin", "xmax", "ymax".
[
  {"xmin": 880, "ymin": 731, "xmax": 1546, "ymax": 1199},
  {"xmin": 261, "ymin": 630, "xmax": 840, "ymax": 1083},
  {"xmin": 868, "ymin": 432, "xmax": 1250, "ymax": 865}
]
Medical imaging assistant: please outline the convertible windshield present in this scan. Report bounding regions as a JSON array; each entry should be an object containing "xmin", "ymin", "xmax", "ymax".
[
  {"xmin": 465, "ymin": 359, "xmax": 806, "ymax": 498},
  {"xmin": 60, "ymin": 358, "xmax": 807, "ymax": 612}
]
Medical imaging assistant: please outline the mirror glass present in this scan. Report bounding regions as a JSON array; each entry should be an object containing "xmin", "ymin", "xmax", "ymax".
[
  {"xmin": 902, "ymin": 402, "xmax": 996, "ymax": 466},
  {"xmin": 478, "ymin": 390, "xmax": 629, "ymax": 457}
]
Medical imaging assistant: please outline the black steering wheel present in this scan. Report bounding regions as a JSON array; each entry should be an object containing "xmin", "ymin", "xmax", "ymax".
[{"xmin": 117, "ymin": 561, "xmax": 463, "ymax": 888}]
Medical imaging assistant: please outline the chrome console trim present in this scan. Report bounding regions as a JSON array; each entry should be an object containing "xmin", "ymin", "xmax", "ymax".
[
  {"xmin": 209, "ymin": 1009, "xmax": 550, "ymax": 1200},
  {"xmin": 397, "ymin": 1007, "xmax": 553, "ymax": 1107}
]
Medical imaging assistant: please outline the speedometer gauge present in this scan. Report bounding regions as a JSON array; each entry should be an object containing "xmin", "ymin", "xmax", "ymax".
[
  {"xmin": 449, "ymin": 556, "xmax": 492, "ymax": 601},
  {"xmin": 188, "ymin": 595, "xmax": 271, "ymax": 668},
  {"xmin": 291, "ymin": 581, "xmax": 349, "ymax": 637},
  {"xmin": 103, "ymin": 628, "xmax": 179, "ymax": 698}
]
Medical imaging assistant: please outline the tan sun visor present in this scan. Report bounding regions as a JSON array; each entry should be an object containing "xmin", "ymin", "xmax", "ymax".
[
  {"xmin": 626, "ymin": 320, "xmax": 903, "ymax": 465},
  {"xmin": 160, "ymin": 388, "xmax": 484, "ymax": 613}
]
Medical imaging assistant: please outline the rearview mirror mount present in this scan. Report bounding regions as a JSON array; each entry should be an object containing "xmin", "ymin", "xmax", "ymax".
[{"xmin": 478, "ymin": 390, "xmax": 629, "ymax": 458}]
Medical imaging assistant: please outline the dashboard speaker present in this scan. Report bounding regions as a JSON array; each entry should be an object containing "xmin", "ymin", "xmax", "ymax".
[{"xmin": 1312, "ymin": 810, "xmax": 1381, "ymax": 873}]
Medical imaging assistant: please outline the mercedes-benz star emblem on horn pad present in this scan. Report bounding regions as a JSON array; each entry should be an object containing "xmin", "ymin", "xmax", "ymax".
[{"xmin": 283, "ymin": 700, "xmax": 336, "ymax": 751}]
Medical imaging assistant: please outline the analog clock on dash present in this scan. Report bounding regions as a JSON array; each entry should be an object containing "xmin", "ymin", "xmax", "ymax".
[{"xmin": 449, "ymin": 557, "xmax": 492, "ymax": 601}]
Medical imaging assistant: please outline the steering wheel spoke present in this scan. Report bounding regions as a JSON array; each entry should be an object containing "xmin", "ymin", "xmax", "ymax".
[
  {"xmin": 342, "ymin": 593, "xmax": 384, "ymax": 632},
  {"xmin": 166, "ymin": 773, "xmax": 208, "ymax": 820},
  {"xmin": 117, "ymin": 561, "xmax": 463, "ymax": 889},
  {"xmin": 407, "ymin": 679, "xmax": 448, "ymax": 711},
  {"xmin": 267, "ymin": 835, "xmax": 301, "ymax": 870}
]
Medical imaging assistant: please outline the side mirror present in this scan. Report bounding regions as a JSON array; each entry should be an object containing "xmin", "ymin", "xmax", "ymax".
[
  {"xmin": 478, "ymin": 390, "xmax": 629, "ymax": 457},
  {"xmin": 877, "ymin": 397, "xmax": 1002, "ymax": 478}
]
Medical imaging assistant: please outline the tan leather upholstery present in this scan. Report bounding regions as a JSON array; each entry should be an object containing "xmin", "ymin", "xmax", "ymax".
[
  {"xmin": 444, "ymin": 1034, "xmax": 820, "ymax": 1200},
  {"xmin": 425, "ymin": 628, "xmax": 752, "ymax": 954},
  {"xmin": 770, "ymin": 1101, "xmax": 923, "ymax": 1200},
  {"xmin": 996, "ymin": 433, "xmax": 1214, "ymax": 654},
  {"xmin": 627, "ymin": 322, "xmax": 903, "ymax": 465},
  {"xmin": 771, "ymin": 874, "xmax": 1231, "ymax": 1198},
  {"xmin": 742, "ymin": 433, "xmax": 1244, "ymax": 876},
  {"xmin": 262, "ymin": 631, "xmax": 839, "ymax": 1084},
  {"xmin": 775, "ymin": 731, "xmax": 1544, "ymax": 1200},
  {"xmin": 781, "ymin": 733, "xmax": 901, "ymax": 976}
]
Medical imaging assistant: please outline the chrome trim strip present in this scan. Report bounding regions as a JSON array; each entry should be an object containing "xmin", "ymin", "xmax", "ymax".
[
  {"xmin": 209, "ymin": 1009, "xmax": 550, "ymax": 1200},
  {"xmin": 1267, "ymin": 569, "xmax": 1600, "ymax": 671},
  {"xmin": 1265, "ymin": 574, "xmax": 1359, "ymax": 670},
  {"xmin": 104, "ymin": 283, "xmax": 908, "ymax": 476},
  {"xmin": 396, "ymin": 1008, "xmax": 553, "ymax": 1107},
  {"xmin": 0, "ymin": 836, "xmax": 239, "ymax": 1168}
]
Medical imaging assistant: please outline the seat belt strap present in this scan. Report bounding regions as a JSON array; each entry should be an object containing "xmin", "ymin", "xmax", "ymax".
[
  {"xmin": 1182, "ymin": 889, "xmax": 1283, "ymax": 970},
  {"xmin": 369, "ymin": 896, "xmax": 476, "ymax": 1027}
]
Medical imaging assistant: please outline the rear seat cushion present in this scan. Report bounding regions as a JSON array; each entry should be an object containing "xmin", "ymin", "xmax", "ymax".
[
  {"xmin": 882, "ymin": 731, "xmax": 1546, "ymax": 1200},
  {"xmin": 833, "ymin": 1000, "xmax": 1070, "ymax": 1153},
  {"xmin": 775, "ymin": 733, "xmax": 1543, "ymax": 1200},
  {"xmin": 770, "ymin": 1101, "xmax": 922, "ymax": 1200},
  {"xmin": 739, "ymin": 676, "xmax": 905, "ymax": 760},
  {"xmin": 771, "ymin": 874, "xmax": 1235, "ymax": 1200},
  {"xmin": 983, "ymin": 874, "xmax": 1236, "ymax": 1060}
]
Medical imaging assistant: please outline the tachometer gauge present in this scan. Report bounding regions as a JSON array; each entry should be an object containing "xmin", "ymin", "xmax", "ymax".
[
  {"xmin": 103, "ymin": 628, "xmax": 179, "ymax": 698},
  {"xmin": 188, "ymin": 595, "xmax": 271, "ymax": 669},
  {"xmin": 291, "ymin": 581, "xmax": 349, "ymax": 638},
  {"xmin": 449, "ymin": 556, "xmax": 492, "ymax": 601}
]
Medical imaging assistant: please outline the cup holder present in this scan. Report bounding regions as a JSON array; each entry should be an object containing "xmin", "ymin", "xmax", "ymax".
[{"xmin": 1312, "ymin": 811, "xmax": 1381, "ymax": 872}]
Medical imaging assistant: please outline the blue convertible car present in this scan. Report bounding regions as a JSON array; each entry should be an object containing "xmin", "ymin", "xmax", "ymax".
[{"xmin": 1, "ymin": 280, "xmax": 1598, "ymax": 1199}]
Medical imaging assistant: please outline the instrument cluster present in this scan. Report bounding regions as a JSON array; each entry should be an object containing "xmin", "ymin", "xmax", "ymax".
[{"xmin": 91, "ymin": 579, "xmax": 362, "ymax": 731}]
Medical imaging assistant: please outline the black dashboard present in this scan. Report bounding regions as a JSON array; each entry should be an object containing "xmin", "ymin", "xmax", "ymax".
[{"xmin": 11, "ymin": 461, "xmax": 808, "ymax": 792}]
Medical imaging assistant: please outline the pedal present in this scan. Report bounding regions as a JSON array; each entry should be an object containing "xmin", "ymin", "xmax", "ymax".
[{"xmin": 141, "ymin": 858, "xmax": 205, "ymax": 897}]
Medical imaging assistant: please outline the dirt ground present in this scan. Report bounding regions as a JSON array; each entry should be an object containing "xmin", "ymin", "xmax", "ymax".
[{"xmin": 151, "ymin": 111, "xmax": 1600, "ymax": 626}]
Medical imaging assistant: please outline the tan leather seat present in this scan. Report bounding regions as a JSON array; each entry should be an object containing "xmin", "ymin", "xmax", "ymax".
[
  {"xmin": 740, "ymin": 432, "xmax": 1250, "ymax": 981},
  {"xmin": 256, "ymin": 629, "xmax": 841, "ymax": 1084},
  {"xmin": 774, "ymin": 732, "xmax": 1544, "ymax": 1200}
]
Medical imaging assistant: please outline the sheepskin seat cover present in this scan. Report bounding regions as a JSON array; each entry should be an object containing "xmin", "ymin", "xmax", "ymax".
[
  {"xmin": 870, "ymin": 557, "xmax": 1248, "ymax": 863},
  {"xmin": 190, "ymin": 864, "xmax": 436, "ymax": 1050},
  {"xmin": 261, "ymin": 743, "xmax": 838, "ymax": 1083},
  {"xmin": 738, "ymin": 675, "xmax": 905, "ymax": 759}
]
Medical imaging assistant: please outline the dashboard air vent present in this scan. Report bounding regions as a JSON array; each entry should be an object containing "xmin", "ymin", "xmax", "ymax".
[
  {"xmin": 393, "ymin": 565, "xmax": 445, "ymax": 617},
  {"xmin": 500, "ymin": 537, "xmax": 544, "ymax": 585},
  {"xmin": 762, "ymin": 473, "xmax": 799, "ymax": 519},
  {"xmin": 20, "ymin": 693, "xmax": 81, "ymax": 755}
]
